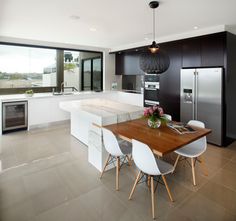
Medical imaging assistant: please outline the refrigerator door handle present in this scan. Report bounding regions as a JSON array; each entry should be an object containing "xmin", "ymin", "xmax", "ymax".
[
  {"xmin": 192, "ymin": 71, "xmax": 196, "ymax": 120},
  {"xmin": 195, "ymin": 71, "xmax": 198, "ymax": 119}
]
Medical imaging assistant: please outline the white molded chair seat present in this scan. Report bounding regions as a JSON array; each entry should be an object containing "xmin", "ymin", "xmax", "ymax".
[
  {"xmin": 174, "ymin": 142, "xmax": 205, "ymax": 158},
  {"xmin": 118, "ymin": 139, "xmax": 132, "ymax": 155},
  {"xmin": 155, "ymin": 158, "xmax": 174, "ymax": 175},
  {"xmin": 173, "ymin": 120, "xmax": 208, "ymax": 186},
  {"xmin": 100, "ymin": 128, "xmax": 132, "ymax": 190},
  {"xmin": 162, "ymin": 114, "xmax": 172, "ymax": 121},
  {"xmin": 129, "ymin": 139, "xmax": 174, "ymax": 219}
]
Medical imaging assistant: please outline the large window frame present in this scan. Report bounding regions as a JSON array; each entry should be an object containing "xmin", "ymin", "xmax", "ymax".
[{"xmin": 0, "ymin": 42, "xmax": 103, "ymax": 94}]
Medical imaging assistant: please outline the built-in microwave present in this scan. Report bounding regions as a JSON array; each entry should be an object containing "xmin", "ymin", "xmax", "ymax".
[
  {"xmin": 144, "ymin": 74, "xmax": 160, "ymax": 107},
  {"xmin": 2, "ymin": 101, "xmax": 28, "ymax": 133}
]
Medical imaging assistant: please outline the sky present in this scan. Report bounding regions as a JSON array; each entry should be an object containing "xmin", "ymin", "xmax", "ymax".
[{"xmin": 0, "ymin": 45, "xmax": 56, "ymax": 73}]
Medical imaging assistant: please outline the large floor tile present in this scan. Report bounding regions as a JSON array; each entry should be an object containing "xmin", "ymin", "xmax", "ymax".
[
  {"xmin": 164, "ymin": 209, "xmax": 193, "ymax": 221},
  {"xmin": 198, "ymin": 180, "xmax": 236, "ymax": 216},
  {"xmin": 56, "ymin": 161, "xmax": 100, "ymax": 198},
  {"xmin": 23, "ymin": 167, "xmax": 73, "ymax": 215},
  {"xmin": 32, "ymin": 196, "xmax": 96, "ymax": 221},
  {"xmin": 223, "ymin": 160, "xmax": 236, "ymax": 173},
  {"xmin": 0, "ymin": 177, "xmax": 29, "ymax": 210},
  {"xmin": 75, "ymin": 185, "xmax": 143, "ymax": 221},
  {"xmin": 177, "ymin": 193, "xmax": 236, "ymax": 221},
  {"xmin": 210, "ymin": 168, "xmax": 236, "ymax": 192},
  {"xmin": 0, "ymin": 200, "xmax": 35, "ymax": 221},
  {"xmin": 170, "ymin": 160, "xmax": 209, "ymax": 191}
]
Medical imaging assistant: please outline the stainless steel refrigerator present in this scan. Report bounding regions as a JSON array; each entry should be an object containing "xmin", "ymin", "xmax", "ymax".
[{"xmin": 180, "ymin": 68, "xmax": 223, "ymax": 146}]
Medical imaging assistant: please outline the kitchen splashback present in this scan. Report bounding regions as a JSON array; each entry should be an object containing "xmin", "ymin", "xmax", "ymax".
[{"xmin": 122, "ymin": 75, "xmax": 144, "ymax": 92}]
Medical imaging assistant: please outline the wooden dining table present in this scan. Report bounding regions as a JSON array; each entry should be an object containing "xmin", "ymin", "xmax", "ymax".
[{"xmin": 104, "ymin": 118, "xmax": 212, "ymax": 157}]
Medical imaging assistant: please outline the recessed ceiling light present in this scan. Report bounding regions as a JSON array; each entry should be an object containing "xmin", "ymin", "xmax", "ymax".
[
  {"xmin": 90, "ymin": 27, "xmax": 97, "ymax": 32},
  {"xmin": 70, "ymin": 15, "xmax": 80, "ymax": 20},
  {"xmin": 194, "ymin": 26, "xmax": 198, "ymax": 30}
]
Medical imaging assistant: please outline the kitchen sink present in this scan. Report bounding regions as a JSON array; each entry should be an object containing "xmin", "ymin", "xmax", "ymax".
[
  {"xmin": 53, "ymin": 92, "xmax": 63, "ymax": 96},
  {"xmin": 53, "ymin": 92, "xmax": 74, "ymax": 96}
]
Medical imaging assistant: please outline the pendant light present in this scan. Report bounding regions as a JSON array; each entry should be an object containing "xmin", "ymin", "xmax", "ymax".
[
  {"xmin": 139, "ymin": 1, "xmax": 170, "ymax": 74},
  {"xmin": 148, "ymin": 1, "xmax": 159, "ymax": 53}
]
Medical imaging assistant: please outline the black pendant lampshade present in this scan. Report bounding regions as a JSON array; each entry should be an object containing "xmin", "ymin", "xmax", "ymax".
[
  {"xmin": 139, "ymin": 50, "xmax": 170, "ymax": 74},
  {"xmin": 139, "ymin": 1, "xmax": 170, "ymax": 74}
]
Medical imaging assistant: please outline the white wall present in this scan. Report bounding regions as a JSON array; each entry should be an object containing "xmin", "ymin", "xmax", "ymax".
[
  {"xmin": 0, "ymin": 36, "xmax": 120, "ymax": 91},
  {"xmin": 103, "ymin": 52, "xmax": 122, "ymax": 91}
]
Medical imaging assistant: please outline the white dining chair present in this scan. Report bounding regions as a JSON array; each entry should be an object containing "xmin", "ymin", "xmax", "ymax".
[
  {"xmin": 162, "ymin": 114, "xmax": 172, "ymax": 121},
  {"xmin": 100, "ymin": 128, "xmax": 132, "ymax": 190},
  {"xmin": 173, "ymin": 120, "xmax": 208, "ymax": 186},
  {"xmin": 129, "ymin": 139, "xmax": 174, "ymax": 219}
]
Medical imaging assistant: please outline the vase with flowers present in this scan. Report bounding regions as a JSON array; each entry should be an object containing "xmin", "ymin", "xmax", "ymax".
[{"xmin": 143, "ymin": 105, "xmax": 164, "ymax": 128}]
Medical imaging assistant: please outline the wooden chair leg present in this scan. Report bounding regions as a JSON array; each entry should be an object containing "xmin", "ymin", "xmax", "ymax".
[
  {"xmin": 147, "ymin": 175, "xmax": 151, "ymax": 190},
  {"xmin": 129, "ymin": 171, "xmax": 141, "ymax": 200},
  {"xmin": 151, "ymin": 176, "xmax": 155, "ymax": 219},
  {"xmin": 173, "ymin": 154, "xmax": 180, "ymax": 173},
  {"xmin": 100, "ymin": 154, "xmax": 111, "ymax": 179},
  {"xmin": 162, "ymin": 175, "xmax": 174, "ymax": 202},
  {"xmin": 126, "ymin": 155, "xmax": 132, "ymax": 166},
  {"xmin": 198, "ymin": 155, "xmax": 208, "ymax": 176},
  {"xmin": 116, "ymin": 156, "xmax": 120, "ymax": 191},
  {"xmin": 191, "ymin": 158, "xmax": 196, "ymax": 186}
]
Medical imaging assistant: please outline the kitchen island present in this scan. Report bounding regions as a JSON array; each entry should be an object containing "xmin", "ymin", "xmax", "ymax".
[
  {"xmin": 60, "ymin": 98, "xmax": 143, "ymax": 171},
  {"xmin": 0, "ymin": 90, "xmax": 143, "ymax": 133}
]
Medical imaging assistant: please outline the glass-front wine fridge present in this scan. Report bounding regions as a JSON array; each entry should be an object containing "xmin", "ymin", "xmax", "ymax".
[{"xmin": 2, "ymin": 101, "xmax": 28, "ymax": 133}]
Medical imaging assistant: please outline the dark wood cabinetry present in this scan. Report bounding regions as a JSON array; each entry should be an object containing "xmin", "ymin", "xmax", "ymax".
[
  {"xmin": 116, "ymin": 52, "xmax": 144, "ymax": 75},
  {"xmin": 182, "ymin": 38, "xmax": 201, "ymax": 68},
  {"xmin": 159, "ymin": 42, "xmax": 182, "ymax": 121},
  {"xmin": 201, "ymin": 33, "xmax": 225, "ymax": 67},
  {"xmin": 115, "ymin": 54, "xmax": 124, "ymax": 75},
  {"xmin": 182, "ymin": 33, "xmax": 225, "ymax": 68},
  {"xmin": 116, "ymin": 32, "xmax": 227, "ymax": 75},
  {"xmin": 114, "ymin": 31, "xmax": 236, "ymax": 142}
]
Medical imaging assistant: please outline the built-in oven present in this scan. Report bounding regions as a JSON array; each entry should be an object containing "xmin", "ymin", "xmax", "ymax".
[
  {"xmin": 2, "ymin": 101, "xmax": 28, "ymax": 133},
  {"xmin": 144, "ymin": 74, "xmax": 160, "ymax": 107}
]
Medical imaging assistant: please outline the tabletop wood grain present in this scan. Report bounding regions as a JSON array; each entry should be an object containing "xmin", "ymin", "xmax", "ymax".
[{"xmin": 104, "ymin": 118, "xmax": 212, "ymax": 156}]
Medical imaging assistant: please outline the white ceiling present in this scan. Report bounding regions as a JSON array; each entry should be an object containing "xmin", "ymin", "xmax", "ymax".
[{"xmin": 1, "ymin": 0, "xmax": 236, "ymax": 51}]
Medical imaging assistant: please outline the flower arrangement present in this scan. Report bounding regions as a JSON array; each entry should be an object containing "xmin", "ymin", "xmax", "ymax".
[{"xmin": 143, "ymin": 105, "xmax": 164, "ymax": 128}]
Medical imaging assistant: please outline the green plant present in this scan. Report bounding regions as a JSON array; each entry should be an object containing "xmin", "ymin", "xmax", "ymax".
[
  {"xmin": 25, "ymin": 89, "xmax": 34, "ymax": 94},
  {"xmin": 64, "ymin": 63, "xmax": 76, "ymax": 71}
]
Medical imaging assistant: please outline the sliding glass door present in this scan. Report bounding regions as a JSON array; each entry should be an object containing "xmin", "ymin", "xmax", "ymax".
[
  {"xmin": 81, "ymin": 57, "xmax": 102, "ymax": 91},
  {"xmin": 92, "ymin": 58, "xmax": 102, "ymax": 91}
]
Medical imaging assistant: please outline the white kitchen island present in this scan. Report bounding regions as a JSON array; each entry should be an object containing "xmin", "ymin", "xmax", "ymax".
[{"xmin": 60, "ymin": 98, "xmax": 143, "ymax": 172}]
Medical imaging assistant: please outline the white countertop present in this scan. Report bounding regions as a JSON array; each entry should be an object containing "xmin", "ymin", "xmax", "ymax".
[
  {"xmin": 60, "ymin": 98, "xmax": 143, "ymax": 118},
  {"xmin": 0, "ymin": 91, "xmax": 118, "ymax": 102}
]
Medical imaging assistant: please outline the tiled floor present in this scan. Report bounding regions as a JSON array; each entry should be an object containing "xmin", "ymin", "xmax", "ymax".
[{"xmin": 0, "ymin": 123, "xmax": 236, "ymax": 221}]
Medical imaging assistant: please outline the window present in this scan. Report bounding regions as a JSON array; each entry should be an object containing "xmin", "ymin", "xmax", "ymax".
[
  {"xmin": 63, "ymin": 51, "xmax": 80, "ymax": 91},
  {"xmin": 64, "ymin": 51, "xmax": 102, "ymax": 92},
  {"xmin": 0, "ymin": 43, "xmax": 103, "ymax": 94},
  {"xmin": 0, "ymin": 45, "xmax": 57, "ymax": 88}
]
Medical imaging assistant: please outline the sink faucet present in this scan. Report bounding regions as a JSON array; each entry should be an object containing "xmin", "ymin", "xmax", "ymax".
[{"xmin": 61, "ymin": 82, "xmax": 64, "ymax": 93}]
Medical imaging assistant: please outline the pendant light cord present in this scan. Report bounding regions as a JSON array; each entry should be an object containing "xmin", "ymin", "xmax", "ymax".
[{"xmin": 153, "ymin": 9, "xmax": 155, "ymax": 41}]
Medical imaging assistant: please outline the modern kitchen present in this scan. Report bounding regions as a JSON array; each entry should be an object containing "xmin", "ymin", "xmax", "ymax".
[{"xmin": 0, "ymin": 1, "xmax": 236, "ymax": 221}]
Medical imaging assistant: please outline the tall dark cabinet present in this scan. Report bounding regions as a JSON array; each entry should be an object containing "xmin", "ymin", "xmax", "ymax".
[
  {"xmin": 182, "ymin": 38, "xmax": 201, "ymax": 67},
  {"xmin": 113, "ymin": 31, "xmax": 236, "ymax": 144}
]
